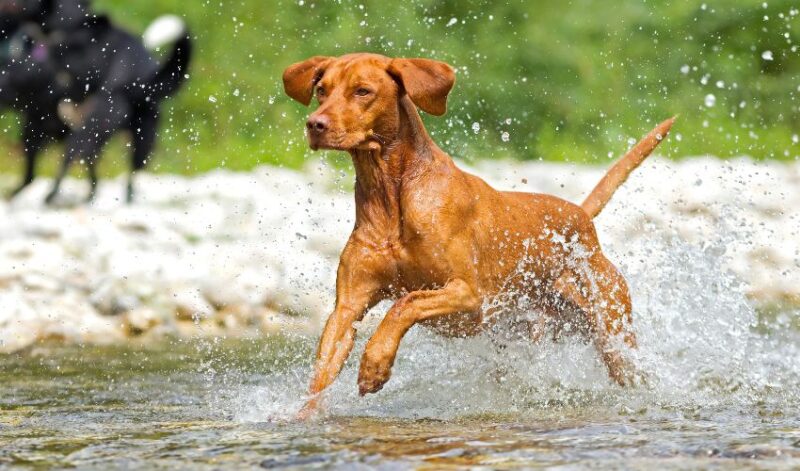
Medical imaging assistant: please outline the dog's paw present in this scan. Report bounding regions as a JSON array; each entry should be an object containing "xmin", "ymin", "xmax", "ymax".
[
  {"xmin": 357, "ymin": 353, "xmax": 393, "ymax": 396},
  {"xmin": 43, "ymin": 191, "xmax": 59, "ymax": 206},
  {"xmin": 295, "ymin": 398, "xmax": 321, "ymax": 421}
]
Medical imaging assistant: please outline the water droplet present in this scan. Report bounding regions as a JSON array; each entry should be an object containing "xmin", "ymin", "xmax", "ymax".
[
  {"xmin": 704, "ymin": 94, "xmax": 716, "ymax": 107},
  {"xmin": 761, "ymin": 50, "xmax": 774, "ymax": 61}
]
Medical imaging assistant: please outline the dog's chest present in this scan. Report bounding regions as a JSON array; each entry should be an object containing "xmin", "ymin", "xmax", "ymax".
[{"xmin": 389, "ymin": 211, "xmax": 457, "ymax": 289}]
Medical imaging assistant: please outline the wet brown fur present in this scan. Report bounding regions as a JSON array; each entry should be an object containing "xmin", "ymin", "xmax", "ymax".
[{"xmin": 283, "ymin": 53, "xmax": 674, "ymax": 417}]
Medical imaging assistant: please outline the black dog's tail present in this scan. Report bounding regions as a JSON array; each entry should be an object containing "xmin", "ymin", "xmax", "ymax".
[
  {"xmin": 143, "ymin": 15, "xmax": 192, "ymax": 101},
  {"xmin": 146, "ymin": 34, "xmax": 191, "ymax": 101}
]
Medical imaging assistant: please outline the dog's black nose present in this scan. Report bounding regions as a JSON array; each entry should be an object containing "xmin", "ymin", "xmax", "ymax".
[{"xmin": 306, "ymin": 115, "xmax": 329, "ymax": 133}]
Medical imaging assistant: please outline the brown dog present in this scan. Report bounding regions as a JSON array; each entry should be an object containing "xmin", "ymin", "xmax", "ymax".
[{"xmin": 283, "ymin": 53, "xmax": 673, "ymax": 417}]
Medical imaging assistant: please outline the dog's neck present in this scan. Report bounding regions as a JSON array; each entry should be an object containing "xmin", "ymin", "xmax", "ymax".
[{"xmin": 349, "ymin": 96, "xmax": 437, "ymax": 232}]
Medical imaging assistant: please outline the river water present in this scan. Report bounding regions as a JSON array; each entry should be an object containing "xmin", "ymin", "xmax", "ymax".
[
  {"xmin": 2, "ymin": 171, "xmax": 800, "ymax": 468},
  {"xmin": 2, "ymin": 296, "xmax": 798, "ymax": 470}
]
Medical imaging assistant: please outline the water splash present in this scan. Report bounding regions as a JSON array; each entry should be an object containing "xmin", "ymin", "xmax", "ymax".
[{"xmin": 221, "ymin": 209, "xmax": 799, "ymax": 423}]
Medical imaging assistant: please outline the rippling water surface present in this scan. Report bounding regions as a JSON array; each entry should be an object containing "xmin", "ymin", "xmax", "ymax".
[{"xmin": 2, "ymin": 235, "xmax": 800, "ymax": 469}]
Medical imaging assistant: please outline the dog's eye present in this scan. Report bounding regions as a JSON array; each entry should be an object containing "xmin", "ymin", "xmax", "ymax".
[{"xmin": 355, "ymin": 88, "xmax": 372, "ymax": 97}]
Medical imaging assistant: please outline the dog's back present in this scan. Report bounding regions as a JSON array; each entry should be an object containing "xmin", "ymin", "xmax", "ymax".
[{"xmin": 53, "ymin": 16, "xmax": 160, "ymax": 101}]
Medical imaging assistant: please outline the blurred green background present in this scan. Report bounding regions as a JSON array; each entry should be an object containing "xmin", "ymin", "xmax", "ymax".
[{"xmin": 1, "ymin": 0, "xmax": 799, "ymax": 178}]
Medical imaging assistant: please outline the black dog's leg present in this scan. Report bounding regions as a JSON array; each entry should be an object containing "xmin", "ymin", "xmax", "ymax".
[
  {"xmin": 126, "ymin": 109, "xmax": 159, "ymax": 204},
  {"xmin": 8, "ymin": 146, "xmax": 39, "ymax": 199},
  {"xmin": 45, "ymin": 94, "xmax": 131, "ymax": 205},
  {"xmin": 126, "ymin": 174, "xmax": 135, "ymax": 204},
  {"xmin": 85, "ymin": 161, "xmax": 99, "ymax": 203},
  {"xmin": 8, "ymin": 121, "xmax": 47, "ymax": 199}
]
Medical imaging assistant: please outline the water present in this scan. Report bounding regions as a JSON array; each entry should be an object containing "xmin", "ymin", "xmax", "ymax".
[
  {"xmin": 1, "ymin": 335, "xmax": 798, "ymax": 469},
  {"xmin": 1, "ymin": 236, "xmax": 799, "ymax": 469}
]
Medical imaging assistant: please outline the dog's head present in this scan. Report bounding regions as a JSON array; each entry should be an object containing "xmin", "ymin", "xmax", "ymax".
[
  {"xmin": 0, "ymin": 27, "xmax": 59, "ymax": 105},
  {"xmin": 283, "ymin": 53, "xmax": 455, "ymax": 151},
  {"xmin": 0, "ymin": 0, "xmax": 43, "ymax": 17}
]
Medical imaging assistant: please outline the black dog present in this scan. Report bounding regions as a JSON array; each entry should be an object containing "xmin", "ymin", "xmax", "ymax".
[
  {"xmin": 0, "ymin": 1, "xmax": 191, "ymax": 203},
  {"xmin": 0, "ymin": 0, "xmax": 89, "ymax": 197},
  {"xmin": 1, "ymin": 0, "xmax": 88, "ymax": 39}
]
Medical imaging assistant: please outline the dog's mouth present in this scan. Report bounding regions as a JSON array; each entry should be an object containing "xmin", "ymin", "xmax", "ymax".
[{"xmin": 307, "ymin": 130, "xmax": 382, "ymax": 152}]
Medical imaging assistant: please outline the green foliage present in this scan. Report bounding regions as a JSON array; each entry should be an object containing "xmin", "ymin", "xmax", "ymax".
[{"xmin": 1, "ymin": 0, "xmax": 799, "ymax": 177}]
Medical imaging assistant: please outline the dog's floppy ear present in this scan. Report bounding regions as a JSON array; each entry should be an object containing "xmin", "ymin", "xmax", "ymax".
[
  {"xmin": 283, "ymin": 56, "xmax": 333, "ymax": 106},
  {"xmin": 387, "ymin": 58, "xmax": 455, "ymax": 116}
]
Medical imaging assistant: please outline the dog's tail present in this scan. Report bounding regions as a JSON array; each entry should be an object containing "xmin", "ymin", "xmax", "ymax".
[
  {"xmin": 143, "ymin": 15, "xmax": 192, "ymax": 101},
  {"xmin": 581, "ymin": 117, "xmax": 676, "ymax": 219}
]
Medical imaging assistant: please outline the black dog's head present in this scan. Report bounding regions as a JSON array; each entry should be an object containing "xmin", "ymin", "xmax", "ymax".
[
  {"xmin": 0, "ymin": 0, "xmax": 45, "ymax": 25},
  {"xmin": 0, "ymin": 0, "xmax": 89, "ymax": 34},
  {"xmin": 0, "ymin": 0, "xmax": 85, "ymax": 105},
  {"xmin": 0, "ymin": 24, "xmax": 61, "ymax": 106}
]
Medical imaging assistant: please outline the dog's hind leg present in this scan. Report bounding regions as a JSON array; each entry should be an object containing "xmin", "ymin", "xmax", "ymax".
[
  {"xmin": 526, "ymin": 312, "xmax": 547, "ymax": 344},
  {"xmin": 551, "ymin": 255, "xmax": 637, "ymax": 386},
  {"xmin": 85, "ymin": 161, "xmax": 99, "ymax": 203},
  {"xmin": 126, "ymin": 109, "xmax": 159, "ymax": 203},
  {"xmin": 45, "ymin": 94, "xmax": 131, "ymax": 205},
  {"xmin": 358, "ymin": 279, "xmax": 481, "ymax": 395}
]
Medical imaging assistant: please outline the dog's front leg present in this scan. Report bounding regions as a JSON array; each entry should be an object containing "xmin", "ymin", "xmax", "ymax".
[
  {"xmin": 357, "ymin": 279, "xmax": 480, "ymax": 396},
  {"xmin": 8, "ymin": 150, "xmax": 38, "ymax": 199},
  {"xmin": 8, "ymin": 123, "xmax": 46, "ymax": 199},
  {"xmin": 297, "ymin": 240, "xmax": 388, "ymax": 419}
]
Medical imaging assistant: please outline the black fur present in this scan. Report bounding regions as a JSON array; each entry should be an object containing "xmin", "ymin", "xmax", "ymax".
[{"xmin": 0, "ymin": 0, "xmax": 191, "ymax": 203}]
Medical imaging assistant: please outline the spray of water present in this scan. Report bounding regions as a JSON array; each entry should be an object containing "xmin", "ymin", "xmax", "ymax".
[{"xmin": 208, "ymin": 203, "xmax": 798, "ymax": 423}]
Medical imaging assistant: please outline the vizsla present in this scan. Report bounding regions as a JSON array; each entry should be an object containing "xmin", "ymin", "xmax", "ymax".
[{"xmin": 282, "ymin": 53, "xmax": 674, "ymax": 417}]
